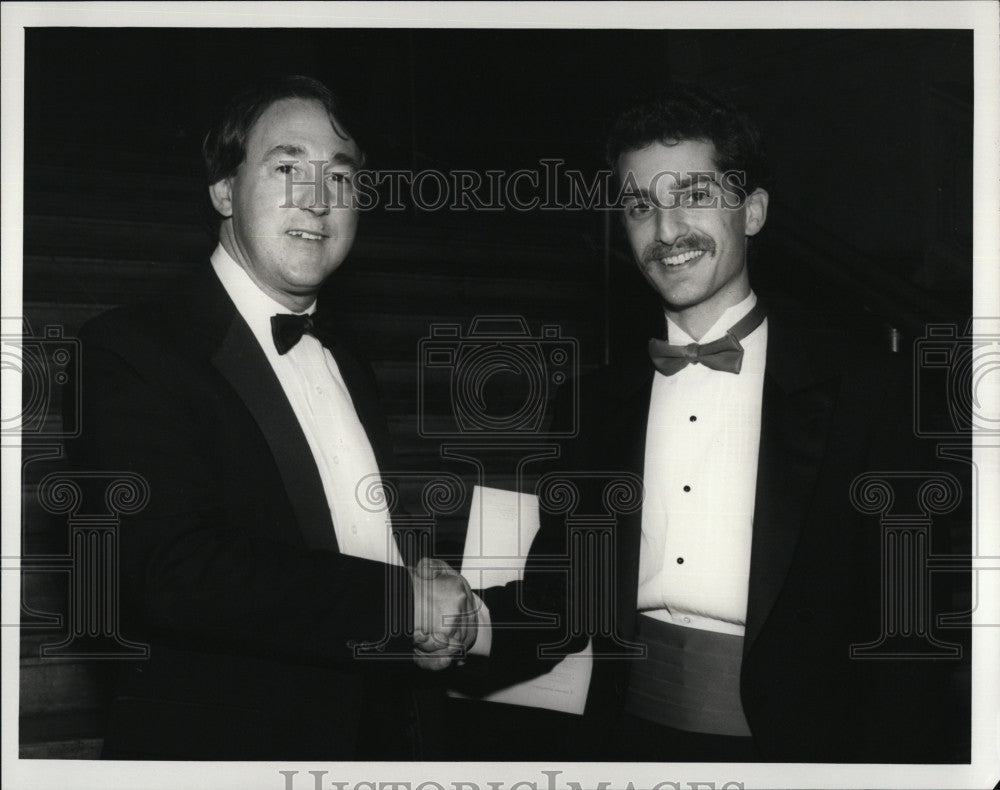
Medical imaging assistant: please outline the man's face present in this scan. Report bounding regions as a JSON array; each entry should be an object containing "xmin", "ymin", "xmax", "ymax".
[
  {"xmin": 618, "ymin": 139, "xmax": 768, "ymax": 336},
  {"xmin": 209, "ymin": 97, "xmax": 361, "ymax": 311}
]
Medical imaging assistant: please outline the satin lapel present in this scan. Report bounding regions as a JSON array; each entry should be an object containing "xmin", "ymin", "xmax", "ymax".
[
  {"xmin": 744, "ymin": 313, "xmax": 840, "ymax": 654},
  {"xmin": 198, "ymin": 273, "xmax": 339, "ymax": 553}
]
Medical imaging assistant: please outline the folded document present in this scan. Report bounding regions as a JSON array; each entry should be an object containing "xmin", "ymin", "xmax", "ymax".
[{"xmin": 449, "ymin": 485, "xmax": 592, "ymax": 715}]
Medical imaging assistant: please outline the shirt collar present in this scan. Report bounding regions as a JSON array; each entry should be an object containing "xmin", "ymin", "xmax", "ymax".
[
  {"xmin": 211, "ymin": 244, "xmax": 316, "ymax": 357},
  {"xmin": 213, "ymin": 240, "xmax": 316, "ymax": 312},
  {"xmin": 666, "ymin": 291, "xmax": 758, "ymax": 345}
]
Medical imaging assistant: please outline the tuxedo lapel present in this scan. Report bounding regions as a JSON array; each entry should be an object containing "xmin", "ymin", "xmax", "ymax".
[
  {"xmin": 744, "ymin": 311, "xmax": 840, "ymax": 654},
  {"xmin": 213, "ymin": 318, "xmax": 340, "ymax": 552},
  {"xmin": 603, "ymin": 362, "xmax": 656, "ymax": 638},
  {"xmin": 187, "ymin": 267, "xmax": 340, "ymax": 553}
]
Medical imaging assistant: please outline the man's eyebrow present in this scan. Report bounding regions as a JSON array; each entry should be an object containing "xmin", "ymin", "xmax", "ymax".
[
  {"xmin": 332, "ymin": 151, "xmax": 360, "ymax": 170},
  {"xmin": 672, "ymin": 173, "xmax": 719, "ymax": 189},
  {"xmin": 263, "ymin": 144, "xmax": 307, "ymax": 161},
  {"xmin": 623, "ymin": 186, "xmax": 652, "ymax": 201},
  {"xmin": 263, "ymin": 145, "xmax": 360, "ymax": 171}
]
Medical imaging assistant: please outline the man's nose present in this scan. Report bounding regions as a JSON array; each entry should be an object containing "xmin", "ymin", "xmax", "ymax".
[
  {"xmin": 290, "ymin": 166, "xmax": 332, "ymax": 215},
  {"xmin": 655, "ymin": 207, "xmax": 688, "ymax": 245},
  {"xmin": 294, "ymin": 183, "xmax": 331, "ymax": 216}
]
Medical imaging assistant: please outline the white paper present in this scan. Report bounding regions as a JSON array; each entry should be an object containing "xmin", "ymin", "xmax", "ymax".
[{"xmin": 450, "ymin": 485, "xmax": 592, "ymax": 715}]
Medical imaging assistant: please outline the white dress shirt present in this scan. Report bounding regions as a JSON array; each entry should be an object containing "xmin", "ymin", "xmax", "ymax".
[
  {"xmin": 212, "ymin": 247, "xmax": 492, "ymax": 656},
  {"xmin": 211, "ymin": 245, "xmax": 402, "ymax": 567},
  {"xmin": 636, "ymin": 292, "xmax": 767, "ymax": 636}
]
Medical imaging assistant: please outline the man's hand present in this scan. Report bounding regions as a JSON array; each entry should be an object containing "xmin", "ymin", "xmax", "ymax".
[{"xmin": 410, "ymin": 557, "xmax": 477, "ymax": 670}]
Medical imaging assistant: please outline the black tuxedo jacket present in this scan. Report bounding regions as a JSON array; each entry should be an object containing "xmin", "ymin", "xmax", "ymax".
[
  {"xmin": 68, "ymin": 265, "xmax": 421, "ymax": 760},
  {"xmin": 476, "ymin": 300, "xmax": 963, "ymax": 763}
]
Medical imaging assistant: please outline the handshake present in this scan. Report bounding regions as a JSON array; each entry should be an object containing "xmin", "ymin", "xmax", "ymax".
[{"xmin": 409, "ymin": 557, "xmax": 480, "ymax": 671}]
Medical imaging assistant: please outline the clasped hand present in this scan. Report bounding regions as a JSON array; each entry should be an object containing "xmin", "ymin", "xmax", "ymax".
[{"xmin": 410, "ymin": 557, "xmax": 477, "ymax": 670}]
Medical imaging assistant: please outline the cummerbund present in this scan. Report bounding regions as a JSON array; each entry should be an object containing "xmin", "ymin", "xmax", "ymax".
[{"xmin": 623, "ymin": 613, "xmax": 752, "ymax": 737}]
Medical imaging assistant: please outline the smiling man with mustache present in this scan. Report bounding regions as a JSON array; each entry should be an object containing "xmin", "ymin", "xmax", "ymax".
[
  {"xmin": 623, "ymin": 136, "xmax": 766, "ymax": 342},
  {"xmin": 468, "ymin": 81, "xmax": 960, "ymax": 764}
]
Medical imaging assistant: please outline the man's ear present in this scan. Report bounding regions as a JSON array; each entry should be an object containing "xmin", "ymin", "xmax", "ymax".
[
  {"xmin": 209, "ymin": 178, "xmax": 234, "ymax": 218},
  {"xmin": 744, "ymin": 187, "xmax": 768, "ymax": 237}
]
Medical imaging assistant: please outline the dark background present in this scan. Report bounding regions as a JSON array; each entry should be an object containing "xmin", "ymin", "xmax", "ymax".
[
  {"xmin": 24, "ymin": 28, "xmax": 973, "ymax": 344},
  {"xmin": 19, "ymin": 27, "xmax": 973, "ymax": 759}
]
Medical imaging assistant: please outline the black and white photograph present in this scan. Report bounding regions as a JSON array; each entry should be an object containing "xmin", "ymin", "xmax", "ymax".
[{"xmin": 2, "ymin": 3, "xmax": 998, "ymax": 790}]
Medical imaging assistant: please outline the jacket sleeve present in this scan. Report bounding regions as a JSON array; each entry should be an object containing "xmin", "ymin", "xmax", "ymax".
[
  {"xmin": 845, "ymin": 345, "xmax": 969, "ymax": 762},
  {"xmin": 66, "ymin": 311, "xmax": 415, "ymax": 668},
  {"xmin": 454, "ymin": 376, "xmax": 592, "ymax": 693}
]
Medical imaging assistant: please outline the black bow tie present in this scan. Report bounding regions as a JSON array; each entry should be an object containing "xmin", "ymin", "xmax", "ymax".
[
  {"xmin": 648, "ymin": 302, "xmax": 767, "ymax": 376},
  {"xmin": 271, "ymin": 312, "xmax": 330, "ymax": 355}
]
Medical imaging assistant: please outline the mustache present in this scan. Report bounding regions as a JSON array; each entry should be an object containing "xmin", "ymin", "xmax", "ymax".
[{"xmin": 642, "ymin": 236, "xmax": 716, "ymax": 263}]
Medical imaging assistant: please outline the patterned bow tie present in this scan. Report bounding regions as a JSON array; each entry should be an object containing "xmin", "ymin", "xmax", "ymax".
[
  {"xmin": 648, "ymin": 302, "xmax": 766, "ymax": 376},
  {"xmin": 271, "ymin": 312, "xmax": 329, "ymax": 355}
]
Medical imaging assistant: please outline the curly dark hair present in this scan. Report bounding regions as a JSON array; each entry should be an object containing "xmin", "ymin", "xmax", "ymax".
[{"xmin": 606, "ymin": 81, "xmax": 770, "ymax": 197}]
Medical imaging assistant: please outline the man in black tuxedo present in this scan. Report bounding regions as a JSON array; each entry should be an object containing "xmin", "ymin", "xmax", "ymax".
[
  {"xmin": 69, "ymin": 75, "xmax": 477, "ymax": 760},
  {"xmin": 469, "ymin": 82, "xmax": 962, "ymax": 763}
]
